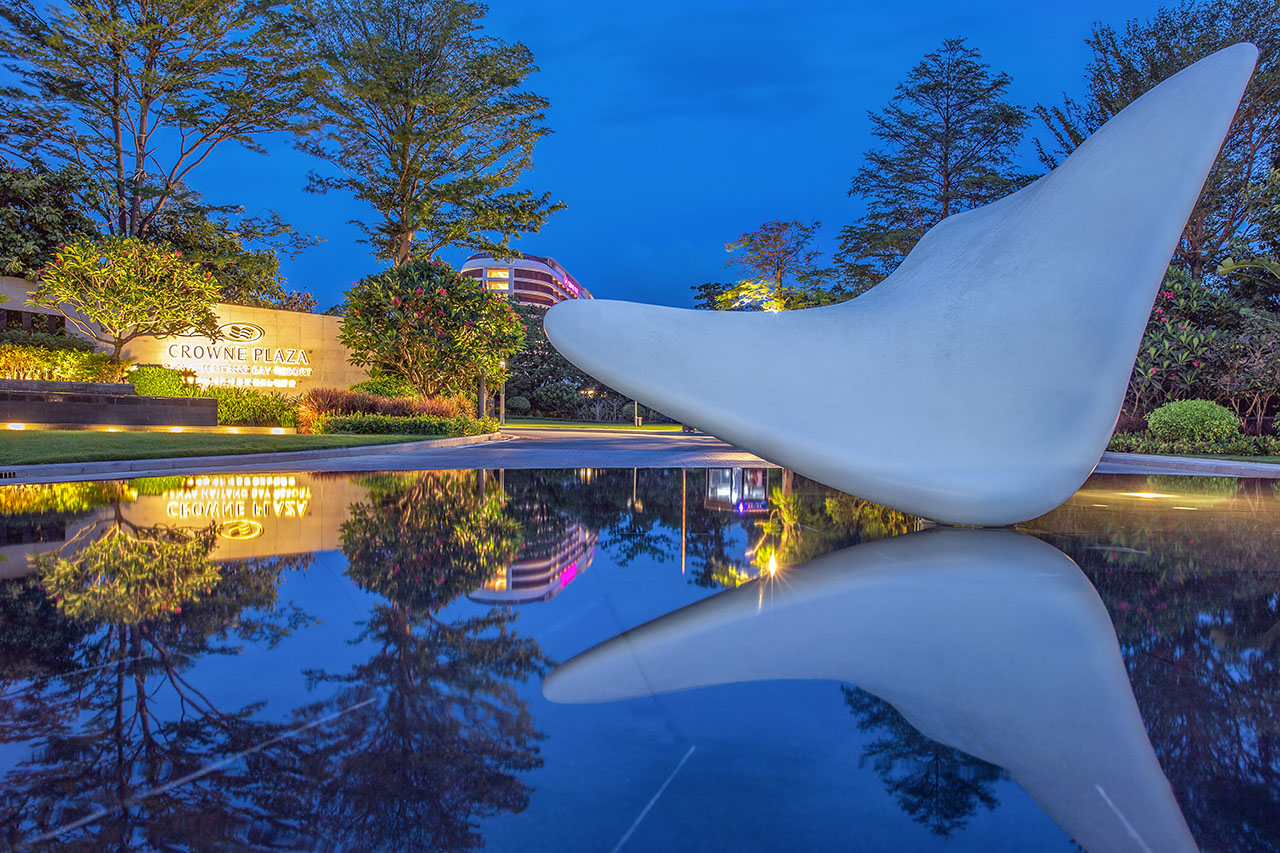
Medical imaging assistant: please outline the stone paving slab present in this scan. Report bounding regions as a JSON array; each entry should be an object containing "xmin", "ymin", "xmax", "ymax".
[
  {"xmin": 1, "ymin": 429, "xmax": 770, "ymax": 484},
  {"xmin": 8, "ymin": 432, "xmax": 1277, "ymax": 488},
  {"xmin": 1095, "ymin": 450, "xmax": 1280, "ymax": 478}
]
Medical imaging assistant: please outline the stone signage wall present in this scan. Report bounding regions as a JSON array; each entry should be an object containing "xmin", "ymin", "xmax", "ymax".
[
  {"xmin": 0, "ymin": 277, "xmax": 368, "ymax": 394},
  {"xmin": 123, "ymin": 302, "xmax": 368, "ymax": 393}
]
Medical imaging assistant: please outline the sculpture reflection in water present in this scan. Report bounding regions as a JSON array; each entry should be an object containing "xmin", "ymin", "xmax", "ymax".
[{"xmin": 543, "ymin": 527, "xmax": 1197, "ymax": 852}]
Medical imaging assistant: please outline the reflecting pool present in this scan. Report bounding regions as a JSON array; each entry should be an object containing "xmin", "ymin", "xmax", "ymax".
[{"xmin": 0, "ymin": 469, "xmax": 1276, "ymax": 851}]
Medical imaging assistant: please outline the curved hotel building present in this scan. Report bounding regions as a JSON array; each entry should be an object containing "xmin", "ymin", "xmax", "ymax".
[{"xmin": 460, "ymin": 254, "xmax": 592, "ymax": 307}]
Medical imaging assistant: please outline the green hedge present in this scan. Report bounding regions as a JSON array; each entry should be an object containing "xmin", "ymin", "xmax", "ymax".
[
  {"xmin": 0, "ymin": 343, "xmax": 117, "ymax": 382},
  {"xmin": 127, "ymin": 366, "xmax": 296, "ymax": 427},
  {"xmin": 1145, "ymin": 399, "xmax": 1240, "ymax": 443},
  {"xmin": 210, "ymin": 386, "xmax": 297, "ymax": 428},
  {"xmin": 1108, "ymin": 431, "xmax": 1280, "ymax": 457},
  {"xmin": 129, "ymin": 365, "xmax": 188, "ymax": 397},
  {"xmin": 315, "ymin": 413, "xmax": 498, "ymax": 436}
]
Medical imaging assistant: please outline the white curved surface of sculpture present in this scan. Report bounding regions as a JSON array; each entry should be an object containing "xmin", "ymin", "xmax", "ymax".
[
  {"xmin": 545, "ymin": 45, "xmax": 1258, "ymax": 525},
  {"xmin": 542, "ymin": 528, "xmax": 1196, "ymax": 852}
]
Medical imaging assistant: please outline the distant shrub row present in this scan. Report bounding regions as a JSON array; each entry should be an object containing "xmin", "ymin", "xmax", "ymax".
[
  {"xmin": 126, "ymin": 367, "xmax": 493, "ymax": 436},
  {"xmin": 313, "ymin": 413, "xmax": 498, "ymax": 436},
  {"xmin": 296, "ymin": 387, "xmax": 470, "ymax": 433},
  {"xmin": 1108, "ymin": 431, "xmax": 1280, "ymax": 457}
]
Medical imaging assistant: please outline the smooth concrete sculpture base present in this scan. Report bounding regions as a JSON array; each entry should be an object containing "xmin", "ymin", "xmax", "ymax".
[
  {"xmin": 543, "ymin": 529, "xmax": 1196, "ymax": 852},
  {"xmin": 546, "ymin": 45, "xmax": 1258, "ymax": 525}
]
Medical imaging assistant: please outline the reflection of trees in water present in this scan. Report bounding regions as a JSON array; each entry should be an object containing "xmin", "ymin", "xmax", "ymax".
[
  {"xmin": 842, "ymin": 687, "xmax": 1002, "ymax": 837},
  {"xmin": 0, "ymin": 548, "xmax": 313, "ymax": 848},
  {"xmin": 1029, "ymin": 477, "xmax": 1280, "ymax": 853},
  {"xmin": 341, "ymin": 471, "xmax": 523, "ymax": 610},
  {"xmin": 265, "ymin": 470, "xmax": 549, "ymax": 851},
  {"xmin": 753, "ymin": 490, "xmax": 921, "ymax": 573},
  {"xmin": 0, "ymin": 471, "xmax": 548, "ymax": 850},
  {"xmin": 281, "ymin": 604, "xmax": 548, "ymax": 851}
]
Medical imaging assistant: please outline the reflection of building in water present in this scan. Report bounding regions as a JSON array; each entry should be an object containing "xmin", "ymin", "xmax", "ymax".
[
  {"xmin": 0, "ymin": 473, "xmax": 366, "ymax": 576},
  {"xmin": 705, "ymin": 468, "xmax": 770, "ymax": 514},
  {"xmin": 471, "ymin": 523, "xmax": 597, "ymax": 604}
]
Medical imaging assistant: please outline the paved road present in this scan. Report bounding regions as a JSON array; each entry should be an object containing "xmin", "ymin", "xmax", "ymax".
[
  {"xmin": 7, "ymin": 428, "xmax": 772, "ymax": 484},
  {"xmin": 8, "ymin": 428, "xmax": 1277, "ymax": 486}
]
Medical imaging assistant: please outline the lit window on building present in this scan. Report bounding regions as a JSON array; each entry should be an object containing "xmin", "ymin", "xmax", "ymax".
[{"xmin": 487, "ymin": 269, "xmax": 510, "ymax": 279}]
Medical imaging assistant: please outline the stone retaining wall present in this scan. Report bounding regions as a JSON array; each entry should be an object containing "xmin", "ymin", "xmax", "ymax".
[{"xmin": 0, "ymin": 388, "xmax": 216, "ymax": 426}]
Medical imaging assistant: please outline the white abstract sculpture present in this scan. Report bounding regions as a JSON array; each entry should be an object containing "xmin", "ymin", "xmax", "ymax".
[
  {"xmin": 546, "ymin": 45, "xmax": 1258, "ymax": 525},
  {"xmin": 542, "ymin": 529, "xmax": 1196, "ymax": 852}
]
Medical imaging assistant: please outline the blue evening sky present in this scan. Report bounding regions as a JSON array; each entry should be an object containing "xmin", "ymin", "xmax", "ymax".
[{"xmin": 195, "ymin": 0, "xmax": 1163, "ymax": 310}]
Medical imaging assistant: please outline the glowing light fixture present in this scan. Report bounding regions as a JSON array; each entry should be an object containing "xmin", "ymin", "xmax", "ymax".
[
  {"xmin": 767, "ymin": 553, "xmax": 778, "ymax": 577},
  {"xmin": 6, "ymin": 423, "xmax": 25, "ymax": 430},
  {"xmin": 270, "ymin": 427, "xmax": 285, "ymax": 435},
  {"xmin": 1121, "ymin": 492, "xmax": 1174, "ymax": 499}
]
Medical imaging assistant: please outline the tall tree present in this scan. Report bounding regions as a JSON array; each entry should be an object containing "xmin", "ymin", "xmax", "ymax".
[
  {"xmin": 304, "ymin": 0, "xmax": 563, "ymax": 266},
  {"xmin": 701, "ymin": 219, "xmax": 847, "ymax": 311},
  {"xmin": 836, "ymin": 39, "xmax": 1028, "ymax": 294},
  {"xmin": 1034, "ymin": 1, "xmax": 1280, "ymax": 280},
  {"xmin": 725, "ymin": 219, "xmax": 828, "ymax": 291},
  {"xmin": 0, "ymin": 0, "xmax": 320, "ymax": 238}
]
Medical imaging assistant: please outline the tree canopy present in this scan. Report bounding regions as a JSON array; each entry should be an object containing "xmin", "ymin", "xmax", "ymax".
[
  {"xmin": 303, "ymin": 0, "xmax": 563, "ymax": 266},
  {"xmin": 835, "ymin": 38, "xmax": 1028, "ymax": 294},
  {"xmin": 149, "ymin": 207, "xmax": 318, "ymax": 312},
  {"xmin": 0, "ymin": 0, "xmax": 321, "ymax": 238},
  {"xmin": 31, "ymin": 236, "xmax": 222, "ymax": 364},
  {"xmin": 1034, "ymin": 0, "xmax": 1280, "ymax": 280},
  {"xmin": 0, "ymin": 166, "xmax": 97, "ymax": 279},
  {"xmin": 340, "ymin": 258, "xmax": 524, "ymax": 396}
]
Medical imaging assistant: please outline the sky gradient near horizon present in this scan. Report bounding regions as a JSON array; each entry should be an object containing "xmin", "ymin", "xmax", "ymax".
[{"xmin": 193, "ymin": 0, "xmax": 1166, "ymax": 311}]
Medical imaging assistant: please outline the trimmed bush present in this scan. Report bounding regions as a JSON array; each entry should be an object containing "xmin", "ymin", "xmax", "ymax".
[
  {"xmin": 506, "ymin": 395, "xmax": 531, "ymax": 414},
  {"xmin": 314, "ymin": 413, "xmax": 498, "ymax": 436},
  {"xmin": 128, "ymin": 366, "xmax": 187, "ymax": 397},
  {"xmin": 349, "ymin": 375, "xmax": 417, "ymax": 398},
  {"xmin": 1108, "ymin": 431, "xmax": 1270, "ymax": 457},
  {"xmin": 208, "ymin": 386, "xmax": 296, "ymax": 427},
  {"xmin": 128, "ymin": 367, "xmax": 297, "ymax": 426},
  {"xmin": 1146, "ymin": 399, "xmax": 1239, "ymax": 443},
  {"xmin": 0, "ymin": 343, "xmax": 117, "ymax": 382}
]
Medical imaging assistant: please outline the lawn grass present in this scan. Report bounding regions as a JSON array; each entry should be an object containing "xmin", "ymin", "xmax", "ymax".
[
  {"xmin": 0, "ymin": 432, "xmax": 449, "ymax": 466},
  {"xmin": 503, "ymin": 417, "xmax": 682, "ymax": 431}
]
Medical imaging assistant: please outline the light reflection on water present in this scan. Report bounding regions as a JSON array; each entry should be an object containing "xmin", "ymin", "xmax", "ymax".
[{"xmin": 0, "ymin": 469, "xmax": 1276, "ymax": 851}]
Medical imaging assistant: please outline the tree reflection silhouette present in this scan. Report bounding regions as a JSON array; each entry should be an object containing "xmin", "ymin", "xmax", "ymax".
[
  {"xmin": 272, "ymin": 471, "xmax": 548, "ymax": 852},
  {"xmin": 843, "ymin": 687, "xmax": 1001, "ymax": 836},
  {"xmin": 0, "ymin": 551, "xmax": 313, "ymax": 848}
]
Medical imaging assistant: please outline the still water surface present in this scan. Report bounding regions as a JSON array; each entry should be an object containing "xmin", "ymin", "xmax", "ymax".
[{"xmin": 0, "ymin": 468, "xmax": 1275, "ymax": 851}]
